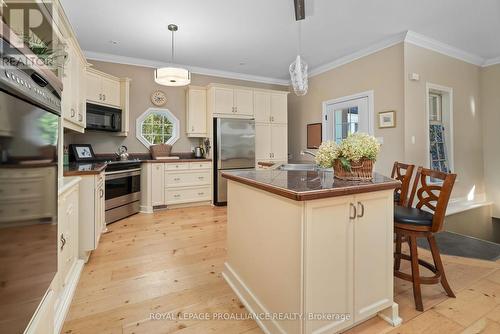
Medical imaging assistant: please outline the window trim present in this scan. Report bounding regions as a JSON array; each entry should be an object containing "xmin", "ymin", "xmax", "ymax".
[
  {"xmin": 425, "ymin": 83, "xmax": 454, "ymax": 173},
  {"xmin": 321, "ymin": 90, "xmax": 375, "ymax": 143},
  {"xmin": 136, "ymin": 108, "xmax": 180, "ymax": 148}
]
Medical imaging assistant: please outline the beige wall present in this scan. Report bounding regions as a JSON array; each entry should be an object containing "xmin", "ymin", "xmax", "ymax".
[
  {"xmin": 404, "ymin": 43, "xmax": 484, "ymax": 199},
  {"xmin": 480, "ymin": 64, "xmax": 500, "ymax": 217},
  {"xmin": 66, "ymin": 60, "xmax": 286, "ymax": 154},
  {"xmin": 288, "ymin": 44, "xmax": 405, "ymax": 174}
]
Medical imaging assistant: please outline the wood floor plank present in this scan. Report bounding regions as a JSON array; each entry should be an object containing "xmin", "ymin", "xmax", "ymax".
[{"xmin": 63, "ymin": 205, "xmax": 500, "ymax": 334}]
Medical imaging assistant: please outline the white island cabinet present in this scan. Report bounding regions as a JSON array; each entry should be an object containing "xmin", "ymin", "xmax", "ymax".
[{"xmin": 222, "ymin": 170, "xmax": 402, "ymax": 334}]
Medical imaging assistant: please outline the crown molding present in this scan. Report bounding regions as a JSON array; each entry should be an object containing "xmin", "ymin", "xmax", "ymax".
[
  {"xmin": 483, "ymin": 56, "xmax": 500, "ymax": 67},
  {"xmin": 404, "ymin": 30, "xmax": 485, "ymax": 66},
  {"xmin": 309, "ymin": 32, "xmax": 407, "ymax": 77},
  {"xmin": 84, "ymin": 51, "xmax": 290, "ymax": 86}
]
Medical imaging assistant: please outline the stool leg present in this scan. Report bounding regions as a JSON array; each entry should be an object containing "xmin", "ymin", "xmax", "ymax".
[
  {"xmin": 394, "ymin": 233, "xmax": 402, "ymax": 271},
  {"xmin": 427, "ymin": 234, "xmax": 456, "ymax": 298},
  {"xmin": 409, "ymin": 236, "xmax": 424, "ymax": 311}
]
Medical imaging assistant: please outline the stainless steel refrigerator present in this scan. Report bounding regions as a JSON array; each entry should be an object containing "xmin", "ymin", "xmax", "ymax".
[{"xmin": 213, "ymin": 118, "xmax": 255, "ymax": 205}]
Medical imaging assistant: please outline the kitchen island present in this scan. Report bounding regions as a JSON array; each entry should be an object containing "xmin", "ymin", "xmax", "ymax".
[{"xmin": 221, "ymin": 169, "xmax": 402, "ymax": 334}]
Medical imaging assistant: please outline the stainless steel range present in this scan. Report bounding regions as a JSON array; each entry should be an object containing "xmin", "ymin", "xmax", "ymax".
[{"xmin": 104, "ymin": 160, "xmax": 141, "ymax": 224}]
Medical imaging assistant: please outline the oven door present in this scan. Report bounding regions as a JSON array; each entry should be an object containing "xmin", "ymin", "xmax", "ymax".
[{"xmin": 105, "ymin": 169, "xmax": 141, "ymax": 210}]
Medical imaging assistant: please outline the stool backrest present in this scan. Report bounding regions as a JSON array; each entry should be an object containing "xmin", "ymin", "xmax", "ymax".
[
  {"xmin": 391, "ymin": 162, "xmax": 415, "ymax": 206},
  {"xmin": 408, "ymin": 167, "xmax": 457, "ymax": 232}
]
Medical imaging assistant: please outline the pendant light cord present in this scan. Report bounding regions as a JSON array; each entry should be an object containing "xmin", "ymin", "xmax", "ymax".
[
  {"xmin": 171, "ymin": 29, "xmax": 175, "ymax": 63},
  {"xmin": 297, "ymin": 21, "xmax": 302, "ymax": 56}
]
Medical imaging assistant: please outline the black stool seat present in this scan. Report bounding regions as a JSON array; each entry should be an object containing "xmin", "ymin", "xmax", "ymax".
[
  {"xmin": 394, "ymin": 205, "xmax": 433, "ymax": 226},
  {"xmin": 394, "ymin": 192, "xmax": 401, "ymax": 203}
]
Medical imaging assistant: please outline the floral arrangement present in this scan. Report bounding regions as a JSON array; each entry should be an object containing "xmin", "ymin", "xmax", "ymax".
[{"xmin": 315, "ymin": 133, "xmax": 381, "ymax": 171}]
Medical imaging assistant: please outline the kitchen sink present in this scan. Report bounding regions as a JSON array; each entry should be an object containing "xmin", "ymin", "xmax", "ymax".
[{"xmin": 278, "ymin": 163, "xmax": 319, "ymax": 171}]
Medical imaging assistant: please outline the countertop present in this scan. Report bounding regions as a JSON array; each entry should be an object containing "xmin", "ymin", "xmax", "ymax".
[
  {"xmin": 63, "ymin": 158, "xmax": 212, "ymax": 176},
  {"xmin": 221, "ymin": 169, "xmax": 400, "ymax": 201}
]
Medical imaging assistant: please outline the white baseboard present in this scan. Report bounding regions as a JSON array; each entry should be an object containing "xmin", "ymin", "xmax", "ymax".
[
  {"xmin": 139, "ymin": 205, "xmax": 154, "ymax": 213},
  {"xmin": 54, "ymin": 259, "xmax": 84, "ymax": 334},
  {"xmin": 446, "ymin": 193, "xmax": 492, "ymax": 216},
  {"xmin": 222, "ymin": 262, "xmax": 287, "ymax": 334}
]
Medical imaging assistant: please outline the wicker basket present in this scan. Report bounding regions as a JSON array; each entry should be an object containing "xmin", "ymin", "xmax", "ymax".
[{"xmin": 333, "ymin": 158, "xmax": 374, "ymax": 181}]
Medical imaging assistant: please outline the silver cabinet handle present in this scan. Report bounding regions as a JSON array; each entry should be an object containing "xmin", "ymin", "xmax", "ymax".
[
  {"xmin": 78, "ymin": 113, "xmax": 83, "ymax": 122},
  {"xmin": 100, "ymin": 188, "xmax": 104, "ymax": 198},
  {"xmin": 349, "ymin": 203, "xmax": 357, "ymax": 220},
  {"xmin": 198, "ymin": 192, "xmax": 204, "ymax": 196},
  {"xmin": 173, "ymin": 194, "xmax": 181, "ymax": 198},
  {"xmin": 103, "ymin": 94, "xmax": 106, "ymax": 101},
  {"xmin": 357, "ymin": 202, "xmax": 364, "ymax": 218},
  {"xmin": 60, "ymin": 233, "xmax": 66, "ymax": 250},
  {"xmin": 70, "ymin": 108, "xmax": 75, "ymax": 117},
  {"xmin": 198, "ymin": 176, "xmax": 204, "ymax": 180},
  {"xmin": 173, "ymin": 177, "xmax": 180, "ymax": 181},
  {"xmin": 99, "ymin": 93, "xmax": 102, "ymax": 100}
]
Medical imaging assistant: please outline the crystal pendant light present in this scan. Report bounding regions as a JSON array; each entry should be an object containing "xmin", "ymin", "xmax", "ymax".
[
  {"xmin": 154, "ymin": 24, "xmax": 191, "ymax": 87},
  {"xmin": 289, "ymin": 21, "xmax": 308, "ymax": 96}
]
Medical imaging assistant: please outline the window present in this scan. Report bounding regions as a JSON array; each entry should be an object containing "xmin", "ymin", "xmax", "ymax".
[
  {"xmin": 427, "ymin": 84, "xmax": 453, "ymax": 174},
  {"xmin": 322, "ymin": 92, "xmax": 373, "ymax": 143},
  {"xmin": 136, "ymin": 108, "xmax": 180, "ymax": 148}
]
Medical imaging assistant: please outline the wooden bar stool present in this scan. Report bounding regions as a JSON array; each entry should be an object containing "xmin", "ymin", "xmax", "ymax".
[
  {"xmin": 393, "ymin": 167, "xmax": 457, "ymax": 311},
  {"xmin": 391, "ymin": 161, "xmax": 415, "ymax": 206}
]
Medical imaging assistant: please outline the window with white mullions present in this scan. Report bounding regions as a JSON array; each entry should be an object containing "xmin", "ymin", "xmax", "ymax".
[{"xmin": 136, "ymin": 108, "xmax": 180, "ymax": 148}]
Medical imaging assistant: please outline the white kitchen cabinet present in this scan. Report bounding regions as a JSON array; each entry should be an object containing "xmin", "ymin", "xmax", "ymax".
[
  {"xmin": 186, "ymin": 86, "xmax": 207, "ymax": 137},
  {"xmin": 151, "ymin": 163, "xmax": 165, "ymax": 206},
  {"xmin": 78, "ymin": 172, "xmax": 105, "ymax": 262},
  {"xmin": 208, "ymin": 84, "xmax": 254, "ymax": 117},
  {"xmin": 254, "ymin": 90, "xmax": 288, "ymax": 124},
  {"xmin": 24, "ymin": 290, "xmax": 54, "ymax": 334},
  {"xmin": 86, "ymin": 68, "xmax": 121, "ymax": 108},
  {"xmin": 255, "ymin": 123, "xmax": 288, "ymax": 162},
  {"xmin": 58, "ymin": 182, "xmax": 79, "ymax": 290}
]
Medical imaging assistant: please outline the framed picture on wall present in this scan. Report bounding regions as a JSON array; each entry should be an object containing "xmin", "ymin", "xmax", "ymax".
[
  {"xmin": 307, "ymin": 123, "xmax": 322, "ymax": 149},
  {"xmin": 378, "ymin": 111, "xmax": 396, "ymax": 128}
]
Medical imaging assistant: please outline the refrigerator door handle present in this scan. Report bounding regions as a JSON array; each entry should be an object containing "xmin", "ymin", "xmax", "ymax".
[{"xmin": 217, "ymin": 118, "xmax": 222, "ymax": 170}]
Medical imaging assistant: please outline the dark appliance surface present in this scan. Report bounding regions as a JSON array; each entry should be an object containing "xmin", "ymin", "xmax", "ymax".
[
  {"xmin": 0, "ymin": 37, "xmax": 61, "ymax": 333},
  {"xmin": 104, "ymin": 161, "xmax": 141, "ymax": 224},
  {"xmin": 86, "ymin": 102, "xmax": 122, "ymax": 132}
]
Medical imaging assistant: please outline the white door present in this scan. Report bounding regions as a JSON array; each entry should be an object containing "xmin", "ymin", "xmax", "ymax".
[
  {"xmin": 270, "ymin": 93, "xmax": 287, "ymax": 124},
  {"xmin": 271, "ymin": 124, "xmax": 288, "ymax": 161},
  {"xmin": 101, "ymin": 77, "xmax": 121, "ymax": 107},
  {"xmin": 255, "ymin": 123, "xmax": 272, "ymax": 160},
  {"xmin": 86, "ymin": 71, "xmax": 102, "ymax": 104},
  {"xmin": 353, "ymin": 191, "xmax": 394, "ymax": 323},
  {"xmin": 234, "ymin": 88, "xmax": 254, "ymax": 116},
  {"xmin": 324, "ymin": 95, "xmax": 370, "ymax": 143},
  {"xmin": 213, "ymin": 87, "xmax": 234, "ymax": 115},
  {"xmin": 254, "ymin": 91, "xmax": 271, "ymax": 123}
]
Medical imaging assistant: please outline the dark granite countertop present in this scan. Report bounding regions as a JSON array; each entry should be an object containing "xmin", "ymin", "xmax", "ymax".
[
  {"xmin": 222, "ymin": 169, "xmax": 400, "ymax": 201},
  {"xmin": 63, "ymin": 158, "xmax": 212, "ymax": 176}
]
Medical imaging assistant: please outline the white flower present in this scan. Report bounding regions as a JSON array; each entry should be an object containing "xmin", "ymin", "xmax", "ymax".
[{"xmin": 315, "ymin": 141, "xmax": 338, "ymax": 168}]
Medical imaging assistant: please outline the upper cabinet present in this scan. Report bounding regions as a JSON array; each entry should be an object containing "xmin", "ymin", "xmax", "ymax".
[
  {"xmin": 254, "ymin": 90, "xmax": 288, "ymax": 124},
  {"xmin": 85, "ymin": 68, "xmax": 131, "ymax": 136},
  {"xmin": 207, "ymin": 84, "xmax": 254, "ymax": 117},
  {"xmin": 86, "ymin": 69, "xmax": 121, "ymax": 108},
  {"xmin": 186, "ymin": 86, "xmax": 207, "ymax": 137}
]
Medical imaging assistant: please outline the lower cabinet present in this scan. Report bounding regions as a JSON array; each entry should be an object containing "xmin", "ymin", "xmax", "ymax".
[
  {"xmin": 24, "ymin": 290, "xmax": 54, "ymax": 334},
  {"xmin": 304, "ymin": 191, "xmax": 394, "ymax": 333},
  {"xmin": 78, "ymin": 172, "xmax": 105, "ymax": 261},
  {"xmin": 142, "ymin": 161, "xmax": 212, "ymax": 211}
]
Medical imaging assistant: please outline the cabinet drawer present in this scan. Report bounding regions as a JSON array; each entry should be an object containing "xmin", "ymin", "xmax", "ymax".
[
  {"xmin": 189, "ymin": 161, "xmax": 211, "ymax": 170},
  {"xmin": 165, "ymin": 186, "xmax": 211, "ymax": 205},
  {"xmin": 164, "ymin": 163, "xmax": 190, "ymax": 171},
  {"xmin": 165, "ymin": 171, "xmax": 211, "ymax": 188},
  {"xmin": 0, "ymin": 199, "xmax": 44, "ymax": 222},
  {"xmin": 0, "ymin": 178, "xmax": 44, "ymax": 199}
]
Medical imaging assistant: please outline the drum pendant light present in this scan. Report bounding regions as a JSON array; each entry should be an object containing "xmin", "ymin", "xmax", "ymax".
[{"xmin": 154, "ymin": 24, "xmax": 191, "ymax": 87}]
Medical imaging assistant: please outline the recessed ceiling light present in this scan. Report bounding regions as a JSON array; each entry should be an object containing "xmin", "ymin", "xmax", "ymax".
[{"xmin": 109, "ymin": 40, "xmax": 119, "ymax": 45}]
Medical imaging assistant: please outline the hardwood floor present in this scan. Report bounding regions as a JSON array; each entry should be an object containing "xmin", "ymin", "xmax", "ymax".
[{"xmin": 62, "ymin": 205, "xmax": 500, "ymax": 334}]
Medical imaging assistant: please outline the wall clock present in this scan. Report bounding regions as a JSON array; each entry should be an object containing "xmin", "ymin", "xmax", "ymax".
[{"xmin": 151, "ymin": 90, "xmax": 167, "ymax": 106}]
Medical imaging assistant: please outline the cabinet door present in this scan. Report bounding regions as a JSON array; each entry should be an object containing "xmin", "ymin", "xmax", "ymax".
[
  {"xmin": 101, "ymin": 77, "xmax": 121, "ymax": 107},
  {"xmin": 255, "ymin": 123, "xmax": 272, "ymax": 160},
  {"xmin": 86, "ymin": 71, "xmax": 102, "ymax": 104},
  {"xmin": 304, "ymin": 197, "xmax": 354, "ymax": 334},
  {"xmin": 61, "ymin": 44, "xmax": 74, "ymax": 122},
  {"xmin": 253, "ymin": 91, "xmax": 271, "ymax": 123},
  {"xmin": 353, "ymin": 191, "xmax": 394, "ymax": 323},
  {"xmin": 270, "ymin": 93, "xmax": 287, "ymax": 124},
  {"xmin": 213, "ymin": 87, "xmax": 234, "ymax": 115},
  {"xmin": 95, "ymin": 181, "xmax": 105, "ymax": 245},
  {"xmin": 186, "ymin": 88, "xmax": 207, "ymax": 136},
  {"xmin": 270, "ymin": 124, "xmax": 288, "ymax": 161},
  {"xmin": 75, "ymin": 55, "xmax": 86, "ymax": 127},
  {"xmin": 151, "ymin": 164, "xmax": 165, "ymax": 206},
  {"xmin": 234, "ymin": 88, "xmax": 254, "ymax": 116}
]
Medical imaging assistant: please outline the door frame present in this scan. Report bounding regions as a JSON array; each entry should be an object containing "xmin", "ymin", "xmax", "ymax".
[{"xmin": 321, "ymin": 90, "xmax": 375, "ymax": 142}]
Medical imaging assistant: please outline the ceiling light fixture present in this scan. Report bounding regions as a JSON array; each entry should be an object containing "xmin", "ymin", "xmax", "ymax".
[
  {"xmin": 289, "ymin": 0, "xmax": 308, "ymax": 96},
  {"xmin": 154, "ymin": 24, "xmax": 191, "ymax": 87}
]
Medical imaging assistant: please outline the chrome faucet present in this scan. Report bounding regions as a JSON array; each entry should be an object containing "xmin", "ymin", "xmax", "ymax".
[{"xmin": 300, "ymin": 150, "xmax": 316, "ymax": 158}]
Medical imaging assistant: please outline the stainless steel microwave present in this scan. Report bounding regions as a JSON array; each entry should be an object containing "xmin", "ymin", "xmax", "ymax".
[{"xmin": 86, "ymin": 103, "xmax": 122, "ymax": 132}]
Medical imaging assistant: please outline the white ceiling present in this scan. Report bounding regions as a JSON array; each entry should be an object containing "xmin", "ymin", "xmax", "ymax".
[{"xmin": 60, "ymin": 0, "xmax": 500, "ymax": 83}]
